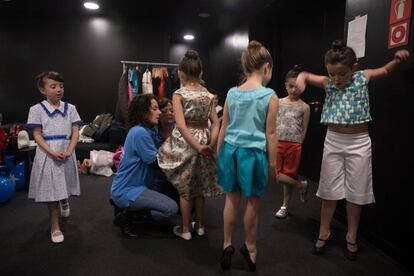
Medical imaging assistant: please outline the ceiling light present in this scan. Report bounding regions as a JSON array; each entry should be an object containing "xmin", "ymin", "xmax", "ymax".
[
  {"xmin": 84, "ymin": 2, "xmax": 99, "ymax": 10},
  {"xmin": 184, "ymin": 34, "xmax": 195, "ymax": 41},
  {"xmin": 198, "ymin": 12, "xmax": 210, "ymax": 18}
]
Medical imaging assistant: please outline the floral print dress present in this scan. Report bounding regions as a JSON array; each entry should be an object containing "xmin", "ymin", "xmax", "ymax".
[{"xmin": 157, "ymin": 87, "xmax": 223, "ymax": 200}]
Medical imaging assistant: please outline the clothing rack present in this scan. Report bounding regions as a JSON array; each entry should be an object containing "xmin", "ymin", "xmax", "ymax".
[{"xmin": 121, "ymin": 60, "xmax": 178, "ymax": 72}]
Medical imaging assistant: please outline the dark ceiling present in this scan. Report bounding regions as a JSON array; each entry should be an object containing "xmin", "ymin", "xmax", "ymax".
[{"xmin": 0, "ymin": 0, "xmax": 275, "ymax": 43}]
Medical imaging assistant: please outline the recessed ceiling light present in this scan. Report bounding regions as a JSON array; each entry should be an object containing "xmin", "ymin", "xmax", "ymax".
[
  {"xmin": 84, "ymin": 2, "xmax": 99, "ymax": 10},
  {"xmin": 184, "ymin": 34, "xmax": 195, "ymax": 40},
  {"xmin": 198, "ymin": 12, "xmax": 210, "ymax": 18}
]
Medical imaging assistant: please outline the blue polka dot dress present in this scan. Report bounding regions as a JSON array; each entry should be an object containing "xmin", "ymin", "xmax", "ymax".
[{"xmin": 26, "ymin": 100, "xmax": 82, "ymax": 202}]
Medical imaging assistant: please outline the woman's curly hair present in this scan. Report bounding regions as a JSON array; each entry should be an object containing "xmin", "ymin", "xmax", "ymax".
[{"xmin": 126, "ymin": 94, "xmax": 158, "ymax": 130}]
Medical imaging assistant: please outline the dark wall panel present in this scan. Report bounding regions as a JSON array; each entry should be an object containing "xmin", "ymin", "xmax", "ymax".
[
  {"xmin": 0, "ymin": 13, "xmax": 169, "ymax": 123},
  {"xmin": 345, "ymin": 0, "xmax": 414, "ymax": 268},
  {"xmin": 209, "ymin": 29, "xmax": 250, "ymax": 105}
]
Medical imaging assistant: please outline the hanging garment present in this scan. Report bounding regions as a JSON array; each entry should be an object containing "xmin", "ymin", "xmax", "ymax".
[
  {"xmin": 153, "ymin": 77, "xmax": 161, "ymax": 96},
  {"xmin": 158, "ymin": 70, "xmax": 166, "ymax": 99},
  {"xmin": 170, "ymin": 68, "xmax": 180, "ymax": 91},
  {"xmin": 129, "ymin": 68, "xmax": 139, "ymax": 98},
  {"xmin": 164, "ymin": 68, "xmax": 172, "ymax": 99},
  {"xmin": 142, "ymin": 70, "xmax": 153, "ymax": 94},
  {"xmin": 136, "ymin": 66, "xmax": 143, "ymax": 95},
  {"xmin": 152, "ymin": 67, "xmax": 163, "ymax": 79},
  {"xmin": 127, "ymin": 69, "xmax": 133, "ymax": 103},
  {"xmin": 115, "ymin": 70, "xmax": 129, "ymax": 123}
]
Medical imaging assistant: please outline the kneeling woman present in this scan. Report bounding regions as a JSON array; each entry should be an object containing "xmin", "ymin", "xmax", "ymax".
[{"xmin": 111, "ymin": 94, "xmax": 178, "ymax": 238}]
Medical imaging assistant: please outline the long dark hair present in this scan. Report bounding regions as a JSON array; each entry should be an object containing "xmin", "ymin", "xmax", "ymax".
[{"xmin": 126, "ymin": 94, "xmax": 157, "ymax": 130}]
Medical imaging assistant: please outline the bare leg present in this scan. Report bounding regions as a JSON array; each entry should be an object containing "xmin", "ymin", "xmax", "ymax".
[
  {"xmin": 278, "ymin": 173, "xmax": 303, "ymax": 189},
  {"xmin": 346, "ymin": 201, "xmax": 361, "ymax": 251},
  {"xmin": 223, "ymin": 192, "xmax": 241, "ymax": 249},
  {"xmin": 281, "ymin": 184, "xmax": 293, "ymax": 208},
  {"xmin": 244, "ymin": 196, "xmax": 261, "ymax": 263},
  {"xmin": 315, "ymin": 199, "xmax": 337, "ymax": 248},
  {"xmin": 194, "ymin": 196, "xmax": 205, "ymax": 229},
  {"xmin": 48, "ymin": 202, "xmax": 60, "ymax": 233},
  {"xmin": 179, "ymin": 196, "xmax": 193, "ymax": 233}
]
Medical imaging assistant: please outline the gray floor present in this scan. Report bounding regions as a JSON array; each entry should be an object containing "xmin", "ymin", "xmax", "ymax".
[{"xmin": 0, "ymin": 174, "xmax": 409, "ymax": 275}]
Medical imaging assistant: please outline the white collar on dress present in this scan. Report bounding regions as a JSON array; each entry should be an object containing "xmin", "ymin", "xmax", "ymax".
[{"xmin": 40, "ymin": 100, "xmax": 68, "ymax": 117}]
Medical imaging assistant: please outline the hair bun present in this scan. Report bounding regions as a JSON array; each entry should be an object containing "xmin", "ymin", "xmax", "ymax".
[
  {"xmin": 185, "ymin": 50, "xmax": 199, "ymax": 60},
  {"xmin": 292, "ymin": 64, "xmax": 303, "ymax": 72},
  {"xmin": 248, "ymin": 40, "xmax": 263, "ymax": 50},
  {"xmin": 332, "ymin": 39, "xmax": 346, "ymax": 51}
]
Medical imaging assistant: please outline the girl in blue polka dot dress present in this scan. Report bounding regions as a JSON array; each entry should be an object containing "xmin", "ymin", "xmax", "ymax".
[
  {"xmin": 295, "ymin": 40, "xmax": 409, "ymax": 260},
  {"xmin": 27, "ymin": 72, "xmax": 83, "ymax": 244}
]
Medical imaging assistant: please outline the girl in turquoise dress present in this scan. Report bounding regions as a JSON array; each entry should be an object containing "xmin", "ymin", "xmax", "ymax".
[{"xmin": 217, "ymin": 41, "xmax": 278, "ymax": 271}]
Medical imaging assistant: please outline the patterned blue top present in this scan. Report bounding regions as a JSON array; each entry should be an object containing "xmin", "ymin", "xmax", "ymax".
[
  {"xmin": 321, "ymin": 70, "xmax": 372, "ymax": 125},
  {"xmin": 224, "ymin": 86, "xmax": 274, "ymax": 151}
]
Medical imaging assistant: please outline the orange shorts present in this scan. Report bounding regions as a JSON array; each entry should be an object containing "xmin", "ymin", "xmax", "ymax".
[{"xmin": 276, "ymin": 141, "xmax": 302, "ymax": 179}]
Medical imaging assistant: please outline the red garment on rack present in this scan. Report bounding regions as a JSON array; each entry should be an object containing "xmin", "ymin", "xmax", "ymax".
[{"xmin": 158, "ymin": 68, "xmax": 167, "ymax": 99}]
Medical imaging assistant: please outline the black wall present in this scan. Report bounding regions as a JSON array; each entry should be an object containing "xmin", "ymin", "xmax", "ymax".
[
  {"xmin": 345, "ymin": 0, "xmax": 414, "ymax": 268},
  {"xmin": 0, "ymin": 11, "xmax": 169, "ymax": 124},
  {"xmin": 209, "ymin": 28, "xmax": 250, "ymax": 104}
]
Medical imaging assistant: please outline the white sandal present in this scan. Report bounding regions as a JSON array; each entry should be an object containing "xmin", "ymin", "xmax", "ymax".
[
  {"xmin": 51, "ymin": 230, "xmax": 64, "ymax": 243},
  {"xmin": 173, "ymin": 225, "xmax": 192, "ymax": 240},
  {"xmin": 191, "ymin": 221, "xmax": 205, "ymax": 236},
  {"xmin": 59, "ymin": 199, "xmax": 70, "ymax": 217}
]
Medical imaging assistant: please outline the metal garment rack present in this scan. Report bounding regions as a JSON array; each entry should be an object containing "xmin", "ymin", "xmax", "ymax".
[{"xmin": 120, "ymin": 60, "xmax": 179, "ymax": 72}]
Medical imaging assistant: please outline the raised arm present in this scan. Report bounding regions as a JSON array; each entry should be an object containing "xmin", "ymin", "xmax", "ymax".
[
  {"xmin": 364, "ymin": 49, "xmax": 410, "ymax": 81},
  {"xmin": 295, "ymin": 71, "xmax": 329, "ymax": 93}
]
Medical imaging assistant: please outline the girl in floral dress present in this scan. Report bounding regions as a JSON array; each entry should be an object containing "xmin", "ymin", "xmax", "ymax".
[{"xmin": 157, "ymin": 50, "xmax": 222, "ymax": 240}]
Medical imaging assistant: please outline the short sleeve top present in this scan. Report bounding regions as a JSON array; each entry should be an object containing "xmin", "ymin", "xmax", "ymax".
[
  {"xmin": 26, "ymin": 100, "xmax": 82, "ymax": 137},
  {"xmin": 321, "ymin": 70, "xmax": 372, "ymax": 125}
]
